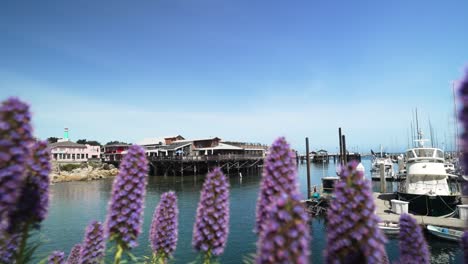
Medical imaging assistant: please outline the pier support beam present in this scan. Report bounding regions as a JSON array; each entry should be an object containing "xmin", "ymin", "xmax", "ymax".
[
  {"xmin": 380, "ymin": 163, "xmax": 386, "ymax": 192},
  {"xmin": 306, "ymin": 137, "xmax": 311, "ymax": 199}
]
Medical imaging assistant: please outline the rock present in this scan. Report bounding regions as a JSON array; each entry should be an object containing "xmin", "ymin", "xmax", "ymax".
[{"xmin": 50, "ymin": 162, "xmax": 119, "ymax": 183}]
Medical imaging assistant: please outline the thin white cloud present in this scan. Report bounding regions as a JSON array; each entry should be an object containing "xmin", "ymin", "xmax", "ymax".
[{"xmin": 0, "ymin": 71, "xmax": 457, "ymax": 152}]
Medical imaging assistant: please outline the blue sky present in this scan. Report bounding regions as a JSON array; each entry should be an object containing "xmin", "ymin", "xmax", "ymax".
[{"xmin": 1, "ymin": 0, "xmax": 467, "ymax": 152}]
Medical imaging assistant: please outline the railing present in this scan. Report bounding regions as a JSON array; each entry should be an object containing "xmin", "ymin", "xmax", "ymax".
[{"xmin": 148, "ymin": 154, "xmax": 264, "ymax": 162}]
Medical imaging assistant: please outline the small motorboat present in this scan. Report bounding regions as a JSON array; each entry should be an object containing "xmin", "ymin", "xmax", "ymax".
[
  {"xmin": 378, "ymin": 221, "xmax": 400, "ymax": 236},
  {"xmin": 426, "ymin": 225, "xmax": 464, "ymax": 242}
]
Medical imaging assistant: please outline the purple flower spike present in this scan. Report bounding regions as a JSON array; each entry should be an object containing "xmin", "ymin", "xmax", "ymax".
[
  {"xmin": 0, "ymin": 233, "xmax": 20, "ymax": 263},
  {"xmin": 398, "ymin": 214, "xmax": 429, "ymax": 264},
  {"xmin": 458, "ymin": 70, "xmax": 468, "ymax": 196},
  {"xmin": 256, "ymin": 192, "xmax": 310, "ymax": 264},
  {"xmin": 192, "ymin": 168, "xmax": 230, "ymax": 256},
  {"xmin": 8, "ymin": 140, "xmax": 51, "ymax": 232},
  {"xmin": 0, "ymin": 97, "xmax": 34, "ymax": 232},
  {"xmin": 66, "ymin": 244, "xmax": 82, "ymax": 264},
  {"xmin": 325, "ymin": 161, "xmax": 388, "ymax": 263},
  {"xmin": 80, "ymin": 221, "xmax": 105, "ymax": 264},
  {"xmin": 105, "ymin": 145, "xmax": 148, "ymax": 249},
  {"xmin": 256, "ymin": 137, "xmax": 297, "ymax": 235},
  {"xmin": 48, "ymin": 251, "xmax": 65, "ymax": 264},
  {"xmin": 150, "ymin": 191, "xmax": 179, "ymax": 257},
  {"xmin": 461, "ymin": 231, "xmax": 468, "ymax": 264}
]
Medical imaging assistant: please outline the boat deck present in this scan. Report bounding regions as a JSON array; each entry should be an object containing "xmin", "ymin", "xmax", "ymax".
[{"xmin": 374, "ymin": 192, "xmax": 465, "ymax": 229}]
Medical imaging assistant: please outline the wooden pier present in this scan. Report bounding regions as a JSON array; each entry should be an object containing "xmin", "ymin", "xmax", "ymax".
[{"xmin": 147, "ymin": 154, "xmax": 264, "ymax": 176}]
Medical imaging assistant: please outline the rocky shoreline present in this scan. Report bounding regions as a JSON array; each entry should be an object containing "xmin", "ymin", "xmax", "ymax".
[{"xmin": 50, "ymin": 162, "xmax": 119, "ymax": 183}]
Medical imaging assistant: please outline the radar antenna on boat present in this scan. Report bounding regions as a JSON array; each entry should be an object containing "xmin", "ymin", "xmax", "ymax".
[{"xmin": 414, "ymin": 130, "xmax": 429, "ymax": 148}]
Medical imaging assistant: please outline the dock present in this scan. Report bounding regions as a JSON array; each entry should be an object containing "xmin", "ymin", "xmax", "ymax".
[
  {"xmin": 303, "ymin": 192, "xmax": 465, "ymax": 229},
  {"xmin": 374, "ymin": 192, "xmax": 465, "ymax": 229}
]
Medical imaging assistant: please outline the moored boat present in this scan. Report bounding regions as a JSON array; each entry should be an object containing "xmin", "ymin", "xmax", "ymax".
[
  {"xmin": 396, "ymin": 131, "xmax": 461, "ymax": 216},
  {"xmin": 378, "ymin": 221, "xmax": 400, "ymax": 236},
  {"xmin": 426, "ymin": 225, "xmax": 463, "ymax": 242}
]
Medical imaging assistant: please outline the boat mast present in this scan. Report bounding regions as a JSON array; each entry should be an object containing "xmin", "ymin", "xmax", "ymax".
[
  {"xmin": 429, "ymin": 117, "xmax": 434, "ymax": 148},
  {"xmin": 452, "ymin": 81, "xmax": 459, "ymax": 154},
  {"xmin": 415, "ymin": 108, "xmax": 420, "ymax": 140}
]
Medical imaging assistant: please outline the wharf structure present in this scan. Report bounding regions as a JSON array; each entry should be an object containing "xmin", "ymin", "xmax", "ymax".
[{"xmin": 103, "ymin": 135, "xmax": 268, "ymax": 176}]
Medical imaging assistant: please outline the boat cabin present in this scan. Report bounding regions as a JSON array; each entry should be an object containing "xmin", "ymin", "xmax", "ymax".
[{"xmin": 406, "ymin": 148, "xmax": 444, "ymax": 163}]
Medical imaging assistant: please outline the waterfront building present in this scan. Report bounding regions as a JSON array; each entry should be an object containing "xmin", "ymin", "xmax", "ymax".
[
  {"xmin": 49, "ymin": 128, "xmax": 101, "ymax": 163},
  {"xmin": 49, "ymin": 140, "xmax": 101, "ymax": 163},
  {"xmin": 101, "ymin": 143, "xmax": 131, "ymax": 162},
  {"xmin": 137, "ymin": 136, "xmax": 266, "ymax": 158}
]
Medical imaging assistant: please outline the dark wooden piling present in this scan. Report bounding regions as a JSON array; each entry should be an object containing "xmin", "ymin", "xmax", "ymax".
[
  {"xmin": 380, "ymin": 163, "xmax": 386, "ymax": 192},
  {"xmin": 338, "ymin": 128, "xmax": 343, "ymax": 166},
  {"xmin": 342, "ymin": 134, "xmax": 347, "ymax": 164},
  {"xmin": 306, "ymin": 137, "xmax": 311, "ymax": 199}
]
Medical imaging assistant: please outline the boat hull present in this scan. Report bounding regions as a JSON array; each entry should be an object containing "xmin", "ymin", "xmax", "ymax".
[
  {"xmin": 427, "ymin": 225, "xmax": 463, "ymax": 242},
  {"xmin": 378, "ymin": 223, "xmax": 400, "ymax": 236},
  {"xmin": 396, "ymin": 192, "xmax": 460, "ymax": 216}
]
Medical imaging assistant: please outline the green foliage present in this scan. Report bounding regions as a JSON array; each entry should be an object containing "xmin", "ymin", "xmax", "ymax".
[
  {"xmin": 242, "ymin": 252, "xmax": 256, "ymax": 264},
  {"xmin": 105, "ymin": 141, "xmax": 130, "ymax": 146},
  {"xmin": 59, "ymin": 164, "xmax": 82, "ymax": 172},
  {"xmin": 77, "ymin": 139, "xmax": 102, "ymax": 146},
  {"xmin": 47, "ymin": 137, "xmax": 58, "ymax": 143}
]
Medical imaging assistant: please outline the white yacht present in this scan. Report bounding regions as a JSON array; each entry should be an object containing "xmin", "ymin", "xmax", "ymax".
[
  {"xmin": 370, "ymin": 157, "xmax": 395, "ymax": 180},
  {"xmin": 397, "ymin": 134, "xmax": 461, "ymax": 216},
  {"xmin": 370, "ymin": 147, "xmax": 395, "ymax": 180}
]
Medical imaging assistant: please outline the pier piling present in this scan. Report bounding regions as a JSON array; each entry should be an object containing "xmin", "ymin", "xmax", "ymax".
[
  {"xmin": 306, "ymin": 137, "xmax": 311, "ymax": 199},
  {"xmin": 380, "ymin": 163, "xmax": 386, "ymax": 192}
]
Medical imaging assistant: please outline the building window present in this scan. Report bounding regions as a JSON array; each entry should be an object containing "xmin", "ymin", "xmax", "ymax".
[
  {"xmin": 72, "ymin": 154, "xmax": 75, "ymax": 160},
  {"xmin": 81, "ymin": 154, "xmax": 84, "ymax": 159}
]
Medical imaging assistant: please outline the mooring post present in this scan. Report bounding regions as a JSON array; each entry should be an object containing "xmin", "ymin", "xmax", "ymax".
[
  {"xmin": 342, "ymin": 134, "xmax": 347, "ymax": 165},
  {"xmin": 380, "ymin": 163, "xmax": 386, "ymax": 192},
  {"xmin": 306, "ymin": 137, "xmax": 311, "ymax": 199},
  {"xmin": 338, "ymin": 128, "xmax": 343, "ymax": 166}
]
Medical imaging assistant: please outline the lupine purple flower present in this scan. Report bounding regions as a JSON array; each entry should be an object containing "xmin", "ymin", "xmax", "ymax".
[
  {"xmin": 48, "ymin": 251, "xmax": 65, "ymax": 264},
  {"xmin": 325, "ymin": 161, "xmax": 388, "ymax": 263},
  {"xmin": 0, "ymin": 98, "xmax": 34, "ymax": 233},
  {"xmin": 150, "ymin": 191, "xmax": 179, "ymax": 257},
  {"xmin": 192, "ymin": 168, "xmax": 230, "ymax": 256},
  {"xmin": 0, "ymin": 233, "xmax": 20, "ymax": 263},
  {"xmin": 398, "ymin": 213, "xmax": 429, "ymax": 264},
  {"xmin": 7, "ymin": 140, "xmax": 51, "ymax": 232},
  {"xmin": 256, "ymin": 137, "xmax": 297, "ymax": 235},
  {"xmin": 66, "ymin": 244, "xmax": 82, "ymax": 264},
  {"xmin": 105, "ymin": 145, "xmax": 148, "ymax": 249},
  {"xmin": 458, "ymin": 69, "xmax": 468, "ymax": 196},
  {"xmin": 256, "ymin": 192, "xmax": 310, "ymax": 264},
  {"xmin": 79, "ymin": 221, "xmax": 105, "ymax": 264}
]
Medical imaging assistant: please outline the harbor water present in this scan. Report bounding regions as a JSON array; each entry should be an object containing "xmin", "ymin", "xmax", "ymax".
[{"xmin": 38, "ymin": 158, "xmax": 463, "ymax": 263}]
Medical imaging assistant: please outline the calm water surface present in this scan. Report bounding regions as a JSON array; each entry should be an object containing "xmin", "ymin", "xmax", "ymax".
[{"xmin": 38, "ymin": 158, "xmax": 463, "ymax": 263}]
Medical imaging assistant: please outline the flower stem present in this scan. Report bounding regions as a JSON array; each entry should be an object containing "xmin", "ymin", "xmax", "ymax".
[
  {"xmin": 16, "ymin": 222, "xmax": 30, "ymax": 264},
  {"xmin": 203, "ymin": 250, "xmax": 212, "ymax": 264},
  {"xmin": 113, "ymin": 242, "xmax": 124, "ymax": 264}
]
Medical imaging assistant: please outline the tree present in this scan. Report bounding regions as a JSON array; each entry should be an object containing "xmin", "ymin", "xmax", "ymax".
[
  {"xmin": 77, "ymin": 139, "xmax": 102, "ymax": 146},
  {"xmin": 105, "ymin": 141, "xmax": 129, "ymax": 145},
  {"xmin": 47, "ymin": 137, "xmax": 59, "ymax": 143}
]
